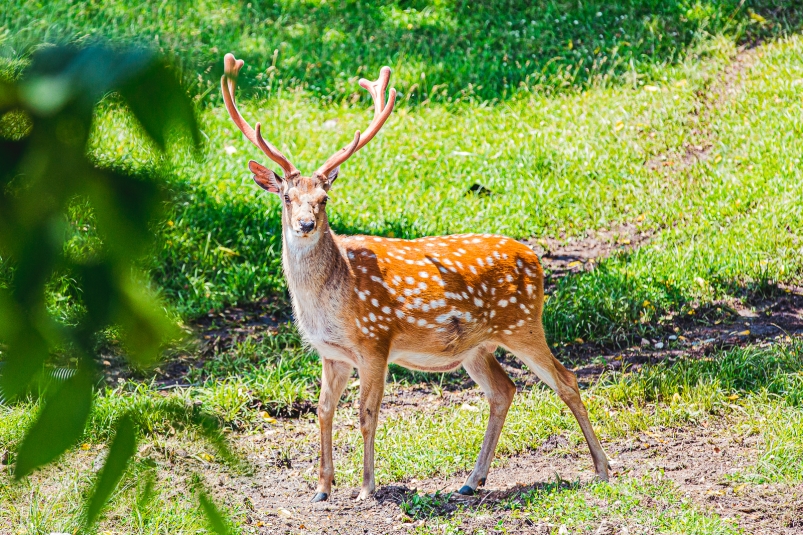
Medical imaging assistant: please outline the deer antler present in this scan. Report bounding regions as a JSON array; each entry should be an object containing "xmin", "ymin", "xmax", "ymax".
[
  {"xmin": 315, "ymin": 66, "xmax": 397, "ymax": 180},
  {"xmin": 221, "ymin": 53, "xmax": 299, "ymax": 178}
]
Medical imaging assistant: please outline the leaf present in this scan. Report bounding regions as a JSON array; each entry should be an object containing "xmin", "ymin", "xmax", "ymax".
[
  {"xmin": 118, "ymin": 60, "xmax": 200, "ymax": 151},
  {"xmin": 199, "ymin": 490, "xmax": 231, "ymax": 535},
  {"xmin": 84, "ymin": 415, "xmax": 138, "ymax": 528},
  {"xmin": 14, "ymin": 368, "xmax": 93, "ymax": 479}
]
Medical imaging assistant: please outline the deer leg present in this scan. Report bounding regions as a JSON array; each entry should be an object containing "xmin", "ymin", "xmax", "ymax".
[
  {"xmin": 356, "ymin": 360, "xmax": 387, "ymax": 500},
  {"xmin": 312, "ymin": 359, "xmax": 352, "ymax": 502},
  {"xmin": 458, "ymin": 345, "xmax": 516, "ymax": 495},
  {"xmin": 506, "ymin": 330, "xmax": 610, "ymax": 480}
]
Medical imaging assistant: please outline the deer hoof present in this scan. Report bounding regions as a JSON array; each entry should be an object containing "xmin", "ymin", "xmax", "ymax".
[
  {"xmin": 311, "ymin": 492, "xmax": 329, "ymax": 502},
  {"xmin": 457, "ymin": 485, "xmax": 476, "ymax": 496}
]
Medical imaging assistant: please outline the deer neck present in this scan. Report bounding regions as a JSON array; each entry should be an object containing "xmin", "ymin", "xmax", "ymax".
[{"xmin": 282, "ymin": 221, "xmax": 352, "ymax": 325}]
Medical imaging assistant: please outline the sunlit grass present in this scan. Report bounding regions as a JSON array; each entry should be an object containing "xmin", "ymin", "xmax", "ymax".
[
  {"xmin": 332, "ymin": 340, "xmax": 803, "ymax": 485},
  {"xmin": 414, "ymin": 475, "xmax": 741, "ymax": 534}
]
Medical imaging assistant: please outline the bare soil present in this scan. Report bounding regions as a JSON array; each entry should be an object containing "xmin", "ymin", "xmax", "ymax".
[
  {"xmin": 193, "ymin": 397, "xmax": 802, "ymax": 535},
  {"xmin": 525, "ymin": 222, "xmax": 653, "ymax": 280}
]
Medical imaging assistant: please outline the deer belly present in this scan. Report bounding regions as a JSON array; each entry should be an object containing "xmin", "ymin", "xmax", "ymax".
[{"xmin": 389, "ymin": 351, "xmax": 465, "ymax": 372}]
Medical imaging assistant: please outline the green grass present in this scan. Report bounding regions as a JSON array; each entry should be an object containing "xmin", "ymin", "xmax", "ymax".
[
  {"xmin": 331, "ymin": 340, "xmax": 803, "ymax": 486},
  {"xmin": 3, "ymin": 0, "xmax": 799, "ymax": 104},
  {"xmin": 413, "ymin": 475, "xmax": 742, "ymax": 534},
  {"xmin": 7, "ymin": 340, "xmax": 801, "ymax": 532},
  {"xmin": 3, "ymin": 1, "xmax": 803, "ymax": 533},
  {"xmin": 2, "ymin": 2, "xmax": 802, "ymax": 343}
]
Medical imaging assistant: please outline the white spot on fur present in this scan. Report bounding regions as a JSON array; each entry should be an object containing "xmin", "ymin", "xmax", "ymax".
[
  {"xmin": 369, "ymin": 313, "xmax": 377, "ymax": 322},
  {"xmin": 503, "ymin": 329, "xmax": 512, "ymax": 335},
  {"xmin": 474, "ymin": 298, "xmax": 483, "ymax": 307},
  {"xmin": 395, "ymin": 310, "xmax": 405, "ymax": 319},
  {"xmin": 382, "ymin": 306, "xmax": 391, "ymax": 314},
  {"xmin": 498, "ymin": 299, "xmax": 508, "ymax": 307},
  {"xmin": 419, "ymin": 271, "xmax": 429, "ymax": 278}
]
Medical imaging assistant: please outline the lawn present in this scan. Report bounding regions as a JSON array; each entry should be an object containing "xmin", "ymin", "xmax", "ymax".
[{"xmin": 1, "ymin": 1, "xmax": 803, "ymax": 534}]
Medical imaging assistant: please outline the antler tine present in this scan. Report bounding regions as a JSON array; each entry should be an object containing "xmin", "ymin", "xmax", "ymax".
[
  {"xmin": 315, "ymin": 130, "xmax": 361, "ymax": 180},
  {"xmin": 315, "ymin": 67, "xmax": 396, "ymax": 179},
  {"xmin": 221, "ymin": 53, "xmax": 299, "ymax": 178},
  {"xmin": 355, "ymin": 66, "xmax": 396, "ymax": 152}
]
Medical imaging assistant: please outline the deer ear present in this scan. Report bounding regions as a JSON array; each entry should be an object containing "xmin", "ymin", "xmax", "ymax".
[
  {"xmin": 249, "ymin": 160, "xmax": 282, "ymax": 194},
  {"xmin": 321, "ymin": 166, "xmax": 339, "ymax": 190}
]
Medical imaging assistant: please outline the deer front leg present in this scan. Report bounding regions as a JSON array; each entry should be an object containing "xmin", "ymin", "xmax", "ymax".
[
  {"xmin": 312, "ymin": 359, "xmax": 352, "ymax": 502},
  {"xmin": 356, "ymin": 361, "xmax": 387, "ymax": 500},
  {"xmin": 458, "ymin": 346, "xmax": 516, "ymax": 495}
]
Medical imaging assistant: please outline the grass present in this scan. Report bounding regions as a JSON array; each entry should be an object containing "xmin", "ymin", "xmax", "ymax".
[
  {"xmin": 412, "ymin": 475, "xmax": 743, "ymax": 534},
  {"xmin": 2, "ymin": 0, "xmax": 803, "ymax": 533},
  {"xmin": 3, "ymin": 340, "xmax": 802, "ymax": 532},
  {"xmin": 330, "ymin": 340, "xmax": 803, "ymax": 486},
  {"xmin": 3, "ymin": 0, "xmax": 800, "ymax": 104}
]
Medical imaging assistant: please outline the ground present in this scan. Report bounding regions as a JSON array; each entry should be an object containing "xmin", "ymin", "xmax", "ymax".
[{"xmin": 2, "ymin": 1, "xmax": 803, "ymax": 534}]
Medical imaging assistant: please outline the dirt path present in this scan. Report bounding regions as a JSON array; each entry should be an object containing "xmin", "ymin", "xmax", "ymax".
[{"xmin": 205, "ymin": 401, "xmax": 801, "ymax": 535}]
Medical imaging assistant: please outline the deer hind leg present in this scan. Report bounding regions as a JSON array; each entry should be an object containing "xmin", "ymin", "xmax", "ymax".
[
  {"xmin": 312, "ymin": 359, "xmax": 352, "ymax": 502},
  {"xmin": 356, "ymin": 359, "xmax": 388, "ymax": 500},
  {"xmin": 458, "ymin": 343, "xmax": 516, "ymax": 496},
  {"xmin": 504, "ymin": 329, "xmax": 610, "ymax": 481}
]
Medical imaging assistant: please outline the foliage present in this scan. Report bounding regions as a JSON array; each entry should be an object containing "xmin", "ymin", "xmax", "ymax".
[{"xmin": 0, "ymin": 44, "xmax": 231, "ymax": 529}]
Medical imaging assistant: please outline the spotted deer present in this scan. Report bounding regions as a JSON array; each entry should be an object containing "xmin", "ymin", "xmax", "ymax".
[{"xmin": 221, "ymin": 53, "xmax": 609, "ymax": 502}]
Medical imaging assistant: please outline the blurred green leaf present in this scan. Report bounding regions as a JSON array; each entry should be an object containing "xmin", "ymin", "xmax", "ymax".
[
  {"xmin": 198, "ymin": 490, "xmax": 231, "ymax": 535},
  {"xmin": 119, "ymin": 61, "xmax": 201, "ymax": 150},
  {"xmin": 1, "ymin": 42, "xmax": 201, "ymax": 478},
  {"xmin": 14, "ymin": 367, "xmax": 93, "ymax": 479},
  {"xmin": 84, "ymin": 414, "xmax": 138, "ymax": 528}
]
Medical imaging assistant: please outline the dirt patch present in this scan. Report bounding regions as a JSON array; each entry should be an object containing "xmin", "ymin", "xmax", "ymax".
[
  {"xmin": 208, "ymin": 411, "xmax": 801, "ymax": 534},
  {"xmin": 524, "ymin": 222, "xmax": 653, "ymax": 280}
]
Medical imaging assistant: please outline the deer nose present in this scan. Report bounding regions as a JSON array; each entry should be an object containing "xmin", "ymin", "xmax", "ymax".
[{"xmin": 299, "ymin": 219, "xmax": 315, "ymax": 233}]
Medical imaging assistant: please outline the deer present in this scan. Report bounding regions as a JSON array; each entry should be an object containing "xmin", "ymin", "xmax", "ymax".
[{"xmin": 220, "ymin": 53, "xmax": 610, "ymax": 502}]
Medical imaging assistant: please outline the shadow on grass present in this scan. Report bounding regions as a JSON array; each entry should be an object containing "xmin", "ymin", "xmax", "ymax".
[
  {"xmin": 375, "ymin": 476, "xmax": 583, "ymax": 519},
  {"xmin": 4, "ymin": 1, "xmax": 802, "ymax": 103}
]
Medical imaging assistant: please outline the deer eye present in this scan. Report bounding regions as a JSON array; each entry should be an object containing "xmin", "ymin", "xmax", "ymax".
[
  {"xmin": 283, "ymin": 194, "xmax": 291, "ymax": 205},
  {"xmin": 321, "ymin": 196, "xmax": 328, "ymax": 205}
]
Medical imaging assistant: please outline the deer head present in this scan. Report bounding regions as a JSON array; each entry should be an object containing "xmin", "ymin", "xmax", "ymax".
[{"xmin": 221, "ymin": 54, "xmax": 396, "ymax": 242}]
